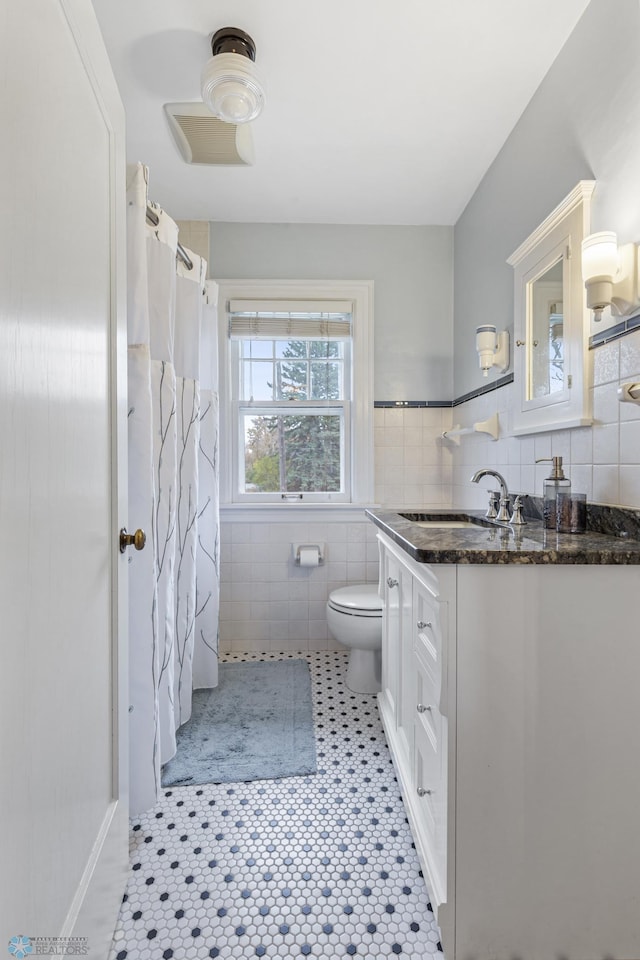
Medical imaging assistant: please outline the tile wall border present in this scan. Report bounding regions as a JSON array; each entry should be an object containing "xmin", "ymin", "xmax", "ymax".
[{"xmin": 375, "ymin": 317, "xmax": 640, "ymax": 411}]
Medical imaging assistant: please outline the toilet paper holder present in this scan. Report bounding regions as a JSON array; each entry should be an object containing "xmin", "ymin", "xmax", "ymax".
[{"xmin": 292, "ymin": 542, "xmax": 325, "ymax": 565}]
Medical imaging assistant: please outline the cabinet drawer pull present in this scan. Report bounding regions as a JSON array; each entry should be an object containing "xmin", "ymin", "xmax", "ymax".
[
  {"xmin": 417, "ymin": 620, "xmax": 432, "ymax": 630},
  {"xmin": 387, "ymin": 577, "xmax": 399, "ymax": 588},
  {"xmin": 417, "ymin": 787, "xmax": 432, "ymax": 797},
  {"xmin": 416, "ymin": 703, "xmax": 432, "ymax": 714}
]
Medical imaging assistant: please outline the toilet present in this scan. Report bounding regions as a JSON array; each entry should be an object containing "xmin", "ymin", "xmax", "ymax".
[{"xmin": 326, "ymin": 584, "xmax": 383, "ymax": 694}]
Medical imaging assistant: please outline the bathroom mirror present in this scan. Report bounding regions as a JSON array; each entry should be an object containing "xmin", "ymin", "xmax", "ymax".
[
  {"xmin": 528, "ymin": 258, "xmax": 564, "ymax": 400},
  {"xmin": 508, "ymin": 181, "xmax": 595, "ymax": 435}
]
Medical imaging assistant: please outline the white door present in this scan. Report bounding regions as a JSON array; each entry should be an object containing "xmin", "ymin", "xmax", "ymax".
[{"xmin": 0, "ymin": 1, "xmax": 128, "ymax": 958}]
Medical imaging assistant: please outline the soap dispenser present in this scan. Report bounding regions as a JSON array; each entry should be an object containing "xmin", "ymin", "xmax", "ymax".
[{"xmin": 536, "ymin": 456, "xmax": 570, "ymax": 530}]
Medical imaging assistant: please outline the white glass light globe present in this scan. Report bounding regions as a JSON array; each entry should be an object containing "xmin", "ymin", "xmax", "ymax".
[
  {"xmin": 581, "ymin": 231, "xmax": 619, "ymax": 282},
  {"xmin": 209, "ymin": 80, "xmax": 257, "ymax": 123},
  {"xmin": 201, "ymin": 52, "xmax": 265, "ymax": 124}
]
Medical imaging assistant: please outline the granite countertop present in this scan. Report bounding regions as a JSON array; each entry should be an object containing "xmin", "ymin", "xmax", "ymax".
[{"xmin": 366, "ymin": 507, "xmax": 640, "ymax": 565}]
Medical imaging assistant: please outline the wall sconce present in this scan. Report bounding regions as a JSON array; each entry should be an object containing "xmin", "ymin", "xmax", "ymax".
[
  {"xmin": 581, "ymin": 231, "xmax": 640, "ymax": 322},
  {"xmin": 476, "ymin": 325, "xmax": 509, "ymax": 377},
  {"xmin": 201, "ymin": 27, "xmax": 265, "ymax": 124}
]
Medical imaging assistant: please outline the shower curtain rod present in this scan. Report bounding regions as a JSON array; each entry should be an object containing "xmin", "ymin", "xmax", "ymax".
[{"xmin": 145, "ymin": 206, "xmax": 194, "ymax": 271}]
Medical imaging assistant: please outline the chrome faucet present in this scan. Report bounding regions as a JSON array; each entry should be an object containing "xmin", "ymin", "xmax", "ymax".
[{"xmin": 470, "ymin": 468, "xmax": 511, "ymax": 522}]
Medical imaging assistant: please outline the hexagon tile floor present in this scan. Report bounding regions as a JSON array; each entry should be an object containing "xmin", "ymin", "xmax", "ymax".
[{"xmin": 109, "ymin": 651, "xmax": 444, "ymax": 959}]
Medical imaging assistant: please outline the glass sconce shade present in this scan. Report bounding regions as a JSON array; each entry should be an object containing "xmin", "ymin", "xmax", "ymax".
[
  {"xmin": 475, "ymin": 324, "xmax": 509, "ymax": 377},
  {"xmin": 476, "ymin": 324, "xmax": 497, "ymax": 376},
  {"xmin": 581, "ymin": 231, "xmax": 619, "ymax": 282},
  {"xmin": 201, "ymin": 52, "xmax": 265, "ymax": 123},
  {"xmin": 581, "ymin": 231, "xmax": 620, "ymax": 316}
]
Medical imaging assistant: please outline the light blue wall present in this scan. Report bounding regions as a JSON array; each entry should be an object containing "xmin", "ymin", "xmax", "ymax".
[
  {"xmin": 210, "ymin": 222, "xmax": 454, "ymax": 401},
  {"xmin": 453, "ymin": 0, "xmax": 640, "ymax": 395}
]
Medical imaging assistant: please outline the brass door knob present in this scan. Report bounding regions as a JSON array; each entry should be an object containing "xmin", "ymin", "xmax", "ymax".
[{"xmin": 119, "ymin": 527, "xmax": 146, "ymax": 553}]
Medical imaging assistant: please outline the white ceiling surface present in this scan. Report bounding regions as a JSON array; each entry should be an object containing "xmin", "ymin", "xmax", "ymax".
[{"xmin": 92, "ymin": 0, "xmax": 591, "ymax": 225}]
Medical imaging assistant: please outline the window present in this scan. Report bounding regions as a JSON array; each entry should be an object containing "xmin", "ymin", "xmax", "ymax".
[{"xmin": 217, "ymin": 281, "xmax": 374, "ymax": 506}]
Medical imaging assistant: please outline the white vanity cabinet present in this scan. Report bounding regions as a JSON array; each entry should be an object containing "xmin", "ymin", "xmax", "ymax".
[
  {"xmin": 376, "ymin": 530, "xmax": 640, "ymax": 960},
  {"xmin": 378, "ymin": 533, "xmax": 456, "ymax": 945}
]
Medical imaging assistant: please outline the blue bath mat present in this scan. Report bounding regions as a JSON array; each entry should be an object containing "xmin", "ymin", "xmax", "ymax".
[{"xmin": 161, "ymin": 659, "xmax": 317, "ymax": 787}]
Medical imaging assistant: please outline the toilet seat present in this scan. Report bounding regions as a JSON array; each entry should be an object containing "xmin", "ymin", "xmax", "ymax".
[{"xmin": 328, "ymin": 584, "xmax": 382, "ymax": 618}]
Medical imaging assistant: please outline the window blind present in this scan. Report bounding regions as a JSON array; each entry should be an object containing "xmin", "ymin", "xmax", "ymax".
[{"xmin": 227, "ymin": 299, "xmax": 353, "ymax": 340}]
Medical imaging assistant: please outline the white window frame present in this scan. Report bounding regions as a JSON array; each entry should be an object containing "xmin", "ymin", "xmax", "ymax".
[
  {"xmin": 217, "ymin": 279, "xmax": 374, "ymax": 511},
  {"xmin": 234, "ymin": 336, "xmax": 351, "ymax": 504}
]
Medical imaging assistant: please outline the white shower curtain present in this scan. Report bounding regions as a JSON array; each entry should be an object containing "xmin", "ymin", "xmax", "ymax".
[{"xmin": 126, "ymin": 163, "xmax": 219, "ymax": 815}]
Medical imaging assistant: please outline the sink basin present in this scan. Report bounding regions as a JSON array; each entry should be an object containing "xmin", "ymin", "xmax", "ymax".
[
  {"xmin": 408, "ymin": 520, "xmax": 478, "ymax": 529},
  {"xmin": 399, "ymin": 512, "xmax": 483, "ymax": 529}
]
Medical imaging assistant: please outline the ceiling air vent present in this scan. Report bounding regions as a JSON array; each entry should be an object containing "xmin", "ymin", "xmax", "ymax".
[{"xmin": 164, "ymin": 102, "xmax": 255, "ymax": 166}]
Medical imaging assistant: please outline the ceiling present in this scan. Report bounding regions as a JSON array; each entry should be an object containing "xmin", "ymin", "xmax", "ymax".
[{"xmin": 91, "ymin": 0, "xmax": 591, "ymax": 225}]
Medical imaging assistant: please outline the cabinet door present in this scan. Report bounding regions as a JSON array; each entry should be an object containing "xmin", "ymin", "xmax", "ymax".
[
  {"xmin": 397, "ymin": 558, "xmax": 416, "ymax": 763},
  {"xmin": 508, "ymin": 180, "xmax": 594, "ymax": 435},
  {"xmin": 413, "ymin": 577, "xmax": 449, "ymax": 910},
  {"xmin": 414, "ymin": 716, "xmax": 447, "ymax": 902},
  {"xmin": 379, "ymin": 538, "xmax": 401, "ymax": 724},
  {"xmin": 378, "ymin": 536, "xmax": 415, "ymax": 765}
]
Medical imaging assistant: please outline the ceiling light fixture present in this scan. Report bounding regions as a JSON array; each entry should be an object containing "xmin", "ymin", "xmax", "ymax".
[{"xmin": 201, "ymin": 27, "xmax": 265, "ymax": 124}]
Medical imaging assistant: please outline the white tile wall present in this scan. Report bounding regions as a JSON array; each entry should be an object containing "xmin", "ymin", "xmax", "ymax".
[
  {"xmin": 219, "ymin": 518, "xmax": 380, "ymax": 653},
  {"xmin": 451, "ymin": 330, "xmax": 640, "ymax": 512},
  {"xmin": 220, "ymin": 407, "xmax": 453, "ymax": 653},
  {"xmin": 374, "ymin": 406, "xmax": 453, "ymax": 508}
]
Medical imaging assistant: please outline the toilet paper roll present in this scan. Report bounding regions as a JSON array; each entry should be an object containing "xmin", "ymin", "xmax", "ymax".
[{"xmin": 299, "ymin": 546, "xmax": 320, "ymax": 567}]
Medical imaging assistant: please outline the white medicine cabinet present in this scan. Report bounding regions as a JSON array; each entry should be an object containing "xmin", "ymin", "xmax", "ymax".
[{"xmin": 507, "ymin": 180, "xmax": 595, "ymax": 435}]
